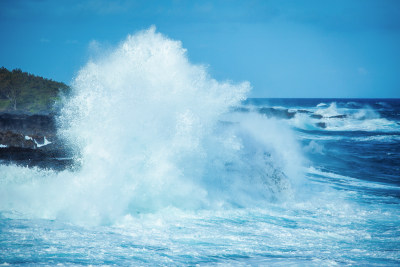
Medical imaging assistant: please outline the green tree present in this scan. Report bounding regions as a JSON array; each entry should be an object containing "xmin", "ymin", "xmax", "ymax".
[
  {"xmin": 0, "ymin": 67, "xmax": 70, "ymax": 113},
  {"xmin": 6, "ymin": 69, "xmax": 24, "ymax": 110}
]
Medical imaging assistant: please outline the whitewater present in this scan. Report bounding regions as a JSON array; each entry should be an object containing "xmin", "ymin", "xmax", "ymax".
[{"xmin": 1, "ymin": 27, "xmax": 399, "ymax": 265}]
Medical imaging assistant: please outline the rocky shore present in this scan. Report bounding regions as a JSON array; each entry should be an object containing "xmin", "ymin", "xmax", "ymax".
[{"xmin": 0, "ymin": 113, "xmax": 73, "ymax": 170}]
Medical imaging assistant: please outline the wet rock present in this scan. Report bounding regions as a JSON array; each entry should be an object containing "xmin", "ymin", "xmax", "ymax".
[
  {"xmin": 0, "ymin": 131, "xmax": 37, "ymax": 149},
  {"xmin": 0, "ymin": 146, "xmax": 74, "ymax": 171},
  {"xmin": 0, "ymin": 113, "xmax": 57, "ymax": 148},
  {"xmin": 0, "ymin": 112, "xmax": 73, "ymax": 170},
  {"xmin": 0, "ymin": 113, "xmax": 56, "ymax": 136},
  {"xmin": 329, "ymin": 114, "xmax": 347, "ymax": 119}
]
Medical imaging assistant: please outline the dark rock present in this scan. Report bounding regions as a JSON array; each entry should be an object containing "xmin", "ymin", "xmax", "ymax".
[
  {"xmin": 0, "ymin": 113, "xmax": 57, "ymax": 148},
  {"xmin": 0, "ymin": 131, "xmax": 37, "ymax": 149},
  {"xmin": 310, "ymin": 114, "xmax": 323, "ymax": 119},
  {"xmin": 0, "ymin": 146, "xmax": 74, "ymax": 171},
  {"xmin": 0, "ymin": 113, "xmax": 56, "ymax": 137},
  {"xmin": 297, "ymin": 109, "xmax": 312, "ymax": 114},
  {"xmin": 329, "ymin": 114, "xmax": 347, "ymax": 119},
  {"xmin": 32, "ymin": 135, "xmax": 45, "ymax": 145},
  {"xmin": 0, "ymin": 112, "xmax": 74, "ymax": 170}
]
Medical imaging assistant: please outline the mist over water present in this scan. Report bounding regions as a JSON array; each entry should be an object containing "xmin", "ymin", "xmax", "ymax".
[{"xmin": 0, "ymin": 27, "xmax": 301, "ymax": 225}]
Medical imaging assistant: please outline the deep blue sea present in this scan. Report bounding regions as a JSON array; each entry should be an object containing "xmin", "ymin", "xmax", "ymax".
[
  {"xmin": 1, "ymin": 29, "xmax": 400, "ymax": 266},
  {"xmin": 1, "ymin": 98, "xmax": 399, "ymax": 266}
]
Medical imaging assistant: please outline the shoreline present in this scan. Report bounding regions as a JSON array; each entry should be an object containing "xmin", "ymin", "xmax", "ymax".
[{"xmin": 0, "ymin": 112, "xmax": 72, "ymax": 170}]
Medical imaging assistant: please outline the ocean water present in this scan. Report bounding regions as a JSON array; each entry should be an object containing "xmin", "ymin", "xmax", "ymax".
[{"xmin": 1, "ymin": 28, "xmax": 399, "ymax": 266}]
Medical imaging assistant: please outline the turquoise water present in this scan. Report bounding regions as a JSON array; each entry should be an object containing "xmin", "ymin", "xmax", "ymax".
[{"xmin": 1, "ymin": 28, "xmax": 399, "ymax": 265}]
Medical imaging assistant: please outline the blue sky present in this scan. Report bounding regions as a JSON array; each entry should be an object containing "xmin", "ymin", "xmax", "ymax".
[{"xmin": 0, "ymin": 0, "xmax": 399, "ymax": 97}]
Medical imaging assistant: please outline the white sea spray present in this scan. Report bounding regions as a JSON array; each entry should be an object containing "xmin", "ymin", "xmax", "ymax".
[{"xmin": 0, "ymin": 27, "xmax": 303, "ymax": 225}]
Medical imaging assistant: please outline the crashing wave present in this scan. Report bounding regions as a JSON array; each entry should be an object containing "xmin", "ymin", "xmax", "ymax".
[{"xmin": 0, "ymin": 27, "xmax": 302, "ymax": 225}]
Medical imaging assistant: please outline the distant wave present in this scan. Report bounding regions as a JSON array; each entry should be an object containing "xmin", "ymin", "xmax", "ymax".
[{"xmin": 233, "ymin": 101, "xmax": 400, "ymax": 133}]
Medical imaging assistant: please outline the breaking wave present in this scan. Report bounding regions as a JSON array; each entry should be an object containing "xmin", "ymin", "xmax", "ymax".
[{"xmin": 0, "ymin": 27, "xmax": 303, "ymax": 225}]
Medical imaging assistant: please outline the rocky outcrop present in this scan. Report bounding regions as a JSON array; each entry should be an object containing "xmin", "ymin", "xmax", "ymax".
[
  {"xmin": 0, "ymin": 113, "xmax": 56, "ymax": 148},
  {"xmin": 329, "ymin": 114, "xmax": 347, "ymax": 119},
  {"xmin": 0, "ymin": 113, "xmax": 56, "ymax": 136},
  {"xmin": 0, "ymin": 146, "xmax": 73, "ymax": 170},
  {"xmin": 0, "ymin": 131, "xmax": 37, "ymax": 149},
  {"xmin": 0, "ymin": 113, "xmax": 72, "ymax": 170}
]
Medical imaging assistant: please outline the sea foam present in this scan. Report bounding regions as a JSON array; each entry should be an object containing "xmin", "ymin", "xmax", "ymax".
[{"xmin": 0, "ymin": 27, "xmax": 303, "ymax": 225}]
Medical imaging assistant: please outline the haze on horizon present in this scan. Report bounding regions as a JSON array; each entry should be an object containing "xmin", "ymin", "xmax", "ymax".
[{"xmin": 0, "ymin": 0, "xmax": 399, "ymax": 98}]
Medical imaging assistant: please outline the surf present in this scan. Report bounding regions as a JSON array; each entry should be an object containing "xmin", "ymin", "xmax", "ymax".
[{"xmin": 0, "ymin": 27, "xmax": 303, "ymax": 225}]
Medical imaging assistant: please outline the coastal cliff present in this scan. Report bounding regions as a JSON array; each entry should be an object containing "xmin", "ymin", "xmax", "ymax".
[{"xmin": 0, "ymin": 67, "xmax": 71, "ymax": 169}]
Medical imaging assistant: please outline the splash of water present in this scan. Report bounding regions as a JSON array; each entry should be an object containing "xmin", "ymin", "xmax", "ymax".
[{"xmin": 0, "ymin": 27, "xmax": 303, "ymax": 225}]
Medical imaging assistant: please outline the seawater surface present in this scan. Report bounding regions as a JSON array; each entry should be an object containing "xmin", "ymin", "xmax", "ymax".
[{"xmin": 1, "ymin": 28, "xmax": 399, "ymax": 266}]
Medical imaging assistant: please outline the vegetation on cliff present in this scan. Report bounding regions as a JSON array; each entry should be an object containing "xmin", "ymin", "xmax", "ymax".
[{"xmin": 0, "ymin": 67, "xmax": 70, "ymax": 114}]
